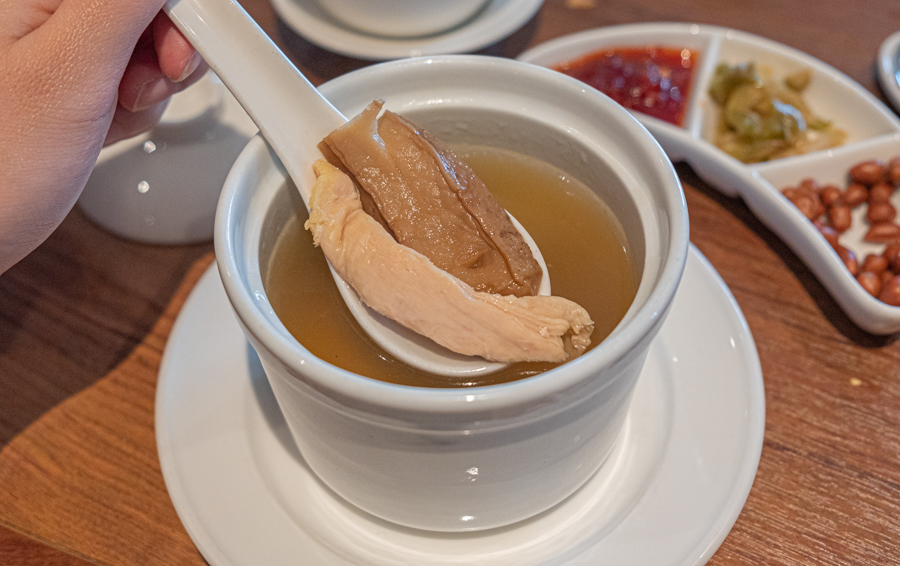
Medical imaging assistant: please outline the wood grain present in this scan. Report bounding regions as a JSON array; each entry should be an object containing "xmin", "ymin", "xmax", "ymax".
[
  {"xmin": 0, "ymin": 255, "xmax": 213, "ymax": 565},
  {"xmin": 0, "ymin": 208, "xmax": 211, "ymax": 447},
  {"xmin": 0, "ymin": 0, "xmax": 899, "ymax": 564},
  {"xmin": 682, "ymin": 167, "xmax": 900, "ymax": 565},
  {"xmin": 0, "ymin": 524, "xmax": 93, "ymax": 566}
]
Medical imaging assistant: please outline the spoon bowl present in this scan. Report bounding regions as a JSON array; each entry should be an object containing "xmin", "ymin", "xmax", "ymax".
[{"xmin": 163, "ymin": 0, "xmax": 549, "ymax": 375}]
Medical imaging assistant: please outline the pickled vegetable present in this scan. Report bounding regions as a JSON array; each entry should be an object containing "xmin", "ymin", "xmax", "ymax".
[{"xmin": 709, "ymin": 62, "xmax": 846, "ymax": 163}]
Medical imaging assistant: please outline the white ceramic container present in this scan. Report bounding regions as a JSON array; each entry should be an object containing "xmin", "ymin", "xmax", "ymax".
[
  {"xmin": 316, "ymin": 0, "xmax": 490, "ymax": 38},
  {"xmin": 270, "ymin": 0, "xmax": 543, "ymax": 61},
  {"xmin": 79, "ymin": 72, "xmax": 256, "ymax": 244},
  {"xmin": 214, "ymin": 55, "xmax": 688, "ymax": 532}
]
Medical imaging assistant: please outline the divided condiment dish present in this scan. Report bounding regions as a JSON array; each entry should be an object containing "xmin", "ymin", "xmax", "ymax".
[{"xmin": 520, "ymin": 22, "xmax": 900, "ymax": 334}]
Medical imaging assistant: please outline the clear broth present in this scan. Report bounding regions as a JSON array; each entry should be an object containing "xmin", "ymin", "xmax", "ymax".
[{"xmin": 265, "ymin": 145, "xmax": 637, "ymax": 388}]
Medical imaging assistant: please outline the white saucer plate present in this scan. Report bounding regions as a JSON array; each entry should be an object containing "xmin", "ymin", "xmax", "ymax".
[
  {"xmin": 156, "ymin": 245, "xmax": 765, "ymax": 566},
  {"xmin": 519, "ymin": 23, "xmax": 900, "ymax": 334},
  {"xmin": 877, "ymin": 30, "xmax": 900, "ymax": 115},
  {"xmin": 269, "ymin": 0, "xmax": 543, "ymax": 60}
]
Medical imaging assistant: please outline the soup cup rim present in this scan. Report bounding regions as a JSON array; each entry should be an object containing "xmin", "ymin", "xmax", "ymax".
[{"xmin": 214, "ymin": 54, "xmax": 689, "ymax": 415}]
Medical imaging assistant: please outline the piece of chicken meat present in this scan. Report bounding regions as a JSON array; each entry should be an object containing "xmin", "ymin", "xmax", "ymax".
[{"xmin": 305, "ymin": 160, "xmax": 593, "ymax": 363}]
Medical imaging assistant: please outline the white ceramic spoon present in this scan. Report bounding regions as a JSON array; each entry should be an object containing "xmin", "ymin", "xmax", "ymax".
[{"xmin": 163, "ymin": 0, "xmax": 551, "ymax": 376}]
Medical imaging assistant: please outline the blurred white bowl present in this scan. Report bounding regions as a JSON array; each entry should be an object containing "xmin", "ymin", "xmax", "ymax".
[
  {"xmin": 315, "ymin": 0, "xmax": 490, "ymax": 38},
  {"xmin": 79, "ymin": 72, "xmax": 257, "ymax": 244}
]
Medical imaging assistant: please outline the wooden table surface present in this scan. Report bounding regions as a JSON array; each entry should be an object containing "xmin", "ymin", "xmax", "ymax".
[{"xmin": 2, "ymin": 0, "xmax": 900, "ymax": 564}]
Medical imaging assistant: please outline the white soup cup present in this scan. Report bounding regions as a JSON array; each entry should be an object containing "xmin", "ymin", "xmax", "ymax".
[{"xmin": 215, "ymin": 55, "xmax": 689, "ymax": 531}]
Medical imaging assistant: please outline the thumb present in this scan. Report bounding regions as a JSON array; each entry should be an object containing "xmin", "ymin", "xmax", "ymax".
[{"xmin": 0, "ymin": 0, "xmax": 170, "ymax": 251}]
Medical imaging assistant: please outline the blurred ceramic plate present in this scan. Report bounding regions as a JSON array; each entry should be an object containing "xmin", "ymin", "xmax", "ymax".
[
  {"xmin": 270, "ymin": 0, "xmax": 543, "ymax": 60},
  {"xmin": 520, "ymin": 23, "xmax": 900, "ymax": 334},
  {"xmin": 877, "ymin": 30, "xmax": 900, "ymax": 115}
]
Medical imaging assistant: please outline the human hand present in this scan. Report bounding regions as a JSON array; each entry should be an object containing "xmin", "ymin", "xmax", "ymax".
[
  {"xmin": 0, "ymin": 0, "xmax": 208, "ymax": 274},
  {"xmin": 107, "ymin": 11, "xmax": 210, "ymax": 146}
]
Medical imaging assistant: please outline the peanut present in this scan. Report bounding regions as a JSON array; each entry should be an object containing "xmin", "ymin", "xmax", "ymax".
[
  {"xmin": 827, "ymin": 204, "xmax": 852, "ymax": 232},
  {"xmin": 849, "ymin": 160, "xmax": 885, "ymax": 185},
  {"xmin": 835, "ymin": 245, "xmax": 859, "ymax": 276},
  {"xmin": 792, "ymin": 194, "xmax": 820, "ymax": 220},
  {"xmin": 862, "ymin": 254, "xmax": 888, "ymax": 275},
  {"xmin": 798, "ymin": 177, "xmax": 819, "ymax": 194},
  {"xmin": 867, "ymin": 201, "xmax": 897, "ymax": 224},
  {"xmin": 868, "ymin": 181, "xmax": 893, "ymax": 202},
  {"xmin": 815, "ymin": 221, "xmax": 840, "ymax": 248},
  {"xmin": 878, "ymin": 275, "xmax": 900, "ymax": 306},
  {"xmin": 857, "ymin": 271, "xmax": 882, "ymax": 297},
  {"xmin": 889, "ymin": 157, "xmax": 900, "ymax": 186},
  {"xmin": 820, "ymin": 185, "xmax": 842, "ymax": 206},
  {"xmin": 883, "ymin": 241, "xmax": 900, "ymax": 270},
  {"xmin": 864, "ymin": 223, "xmax": 900, "ymax": 243},
  {"xmin": 843, "ymin": 183, "xmax": 868, "ymax": 207}
]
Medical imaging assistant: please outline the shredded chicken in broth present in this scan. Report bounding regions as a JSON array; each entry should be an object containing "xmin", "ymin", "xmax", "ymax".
[{"xmin": 305, "ymin": 102, "xmax": 595, "ymax": 363}]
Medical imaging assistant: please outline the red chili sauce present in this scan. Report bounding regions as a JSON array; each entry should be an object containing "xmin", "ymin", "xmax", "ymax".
[{"xmin": 554, "ymin": 46, "xmax": 696, "ymax": 126}]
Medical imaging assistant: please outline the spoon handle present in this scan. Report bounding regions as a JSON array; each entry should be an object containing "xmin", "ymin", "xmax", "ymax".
[{"xmin": 163, "ymin": 0, "xmax": 347, "ymax": 205}]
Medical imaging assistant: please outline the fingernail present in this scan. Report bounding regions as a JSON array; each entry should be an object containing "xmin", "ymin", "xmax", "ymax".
[
  {"xmin": 132, "ymin": 77, "xmax": 169, "ymax": 112},
  {"xmin": 176, "ymin": 51, "xmax": 202, "ymax": 82}
]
